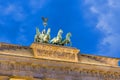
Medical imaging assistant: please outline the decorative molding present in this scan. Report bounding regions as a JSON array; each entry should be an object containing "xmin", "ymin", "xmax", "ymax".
[
  {"xmin": 10, "ymin": 76, "xmax": 34, "ymax": 80},
  {"xmin": 0, "ymin": 60, "xmax": 119, "ymax": 79}
]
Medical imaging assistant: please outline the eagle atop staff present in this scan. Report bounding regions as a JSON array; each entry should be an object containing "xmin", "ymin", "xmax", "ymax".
[
  {"xmin": 42, "ymin": 17, "xmax": 48, "ymax": 27},
  {"xmin": 41, "ymin": 17, "xmax": 48, "ymax": 35}
]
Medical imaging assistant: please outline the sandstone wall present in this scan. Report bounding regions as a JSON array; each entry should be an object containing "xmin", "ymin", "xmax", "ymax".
[{"xmin": 0, "ymin": 54, "xmax": 120, "ymax": 80}]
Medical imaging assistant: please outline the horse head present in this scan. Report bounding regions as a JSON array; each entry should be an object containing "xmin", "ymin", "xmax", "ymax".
[
  {"xmin": 36, "ymin": 27, "xmax": 40, "ymax": 35},
  {"xmin": 58, "ymin": 29, "xmax": 63, "ymax": 36},
  {"xmin": 65, "ymin": 32, "xmax": 72, "ymax": 46},
  {"xmin": 66, "ymin": 32, "xmax": 72, "ymax": 38},
  {"xmin": 47, "ymin": 28, "xmax": 51, "ymax": 34}
]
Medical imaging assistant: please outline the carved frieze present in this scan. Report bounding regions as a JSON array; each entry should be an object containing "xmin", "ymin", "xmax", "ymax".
[
  {"xmin": 31, "ymin": 43, "xmax": 79, "ymax": 62},
  {"xmin": 0, "ymin": 59, "xmax": 119, "ymax": 80},
  {"xmin": 0, "ymin": 60, "xmax": 119, "ymax": 80}
]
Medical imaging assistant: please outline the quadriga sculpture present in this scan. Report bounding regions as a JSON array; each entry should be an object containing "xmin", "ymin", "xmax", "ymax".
[
  {"xmin": 34, "ymin": 27, "xmax": 72, "ymax": 46},
  {"xmin": 34, "ymin": 17, "xmax": 72, "ymax": 46}
]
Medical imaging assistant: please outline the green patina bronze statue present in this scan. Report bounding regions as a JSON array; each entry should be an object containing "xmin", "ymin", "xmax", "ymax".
[
  {"xmin": 60, "ymin": 32, "xmax": 72, "ymax": 46},
  {"xmin": 34, "ymin": 17, "xmax": 72, "ymax": 46},
  {"xmin": 43, "ymin": 28, "xmax": 51, "ymax": 43},
  {"xmin": 34, "ymin": 17, "xmax": 51, "ymax": 43},
  {"xmin": 34, "ymin": 27, "xmax": 51, "ymax": 43},
  {"xmin": 42, "ymin": 16, "xmax": 48, "ymax": 27},
  {"xmin": 34, "ymin": 27, "xmax": 41, "ymax": 42},
  {"xmin": 50, "ymin": 29, "xmax": 63, "ymax": 44}
]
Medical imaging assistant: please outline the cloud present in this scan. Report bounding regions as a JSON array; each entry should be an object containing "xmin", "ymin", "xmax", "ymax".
[
  {"xmin": 0, "ymin": 4, "xmax": 26, "ymax": 21},
  {"xmin": 29, "ymin": 0, "xmax": 50, "ymax": 14},
  {"xmin": 30, "ymin": 0, "xmax": 45, "ymax": 9},
  {"xmin": 98, "ymin": 34, "xmax": 120, "ymax": 57},
  {"xmin": 84, "ymin": 0, "xmax": 120, "ymax": 57},
  {"xmin": 108, "ymin": 0, "xmax": 120, "ymax": 8},
  {"xmin": 16, "ymin": 27, "xmax": 27, "ymax": 45},
  {"xmin": 0, "ymin": 0, "xmax": 51, "ymax": 22}
]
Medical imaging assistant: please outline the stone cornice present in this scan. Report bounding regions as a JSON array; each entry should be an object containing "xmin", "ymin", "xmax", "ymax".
[{"xmin": 80, "ymin": 54, "xmax": 120, "ymax": 67}]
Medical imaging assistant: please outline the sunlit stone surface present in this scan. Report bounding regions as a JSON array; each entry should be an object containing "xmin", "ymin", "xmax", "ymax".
[{"xmin": 0, "ymin": 42, "xmax": 120, "ymax": 80}]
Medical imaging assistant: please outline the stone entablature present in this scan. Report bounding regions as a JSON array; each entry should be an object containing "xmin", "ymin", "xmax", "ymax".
[
  {"xmin": 0, "ymin": 54, "xmax": 120, "ymax": 80},
  {"xmin": 0, "ymin": 42, "xmax": 120, "ymax": 79},
  {"xmin": 0, "ymin": 43, "xmax": 33, "ymax": 57},
  {"xmin": 30, "ymin": 43, "xmax": 79, "ymax": 62},
  {"xmin": 0, "ymin": 42, "xmax": 120, "ymax": 67},
  {"xmin": 79, "ymin": 54, "xmax": 120, "ymax": 67}
]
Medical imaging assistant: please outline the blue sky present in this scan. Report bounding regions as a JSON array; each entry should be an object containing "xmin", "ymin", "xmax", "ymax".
[{"xmin": 0, "ymin": 0, "xmax": 120, "ymax": 58}]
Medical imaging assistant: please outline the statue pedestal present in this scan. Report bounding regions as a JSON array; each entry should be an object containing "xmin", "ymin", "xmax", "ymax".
[{"xmin": 30, "ymin": 43, "xmax": 80, "ymax": 62}]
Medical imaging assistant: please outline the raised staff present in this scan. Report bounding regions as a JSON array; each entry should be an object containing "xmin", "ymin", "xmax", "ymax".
[{"xmin": 41, "ymin": 17, "xmax": 48, "ymax": 34}]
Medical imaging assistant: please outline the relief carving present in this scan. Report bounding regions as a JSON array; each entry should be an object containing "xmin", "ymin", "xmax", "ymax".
[
  {"xmin": 31, "ymin": 43, "xmax": 79, "ymax": 62},
  {"xmin": 0, "ymin": 60, "xmax": 119, "ymax": 79}
]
